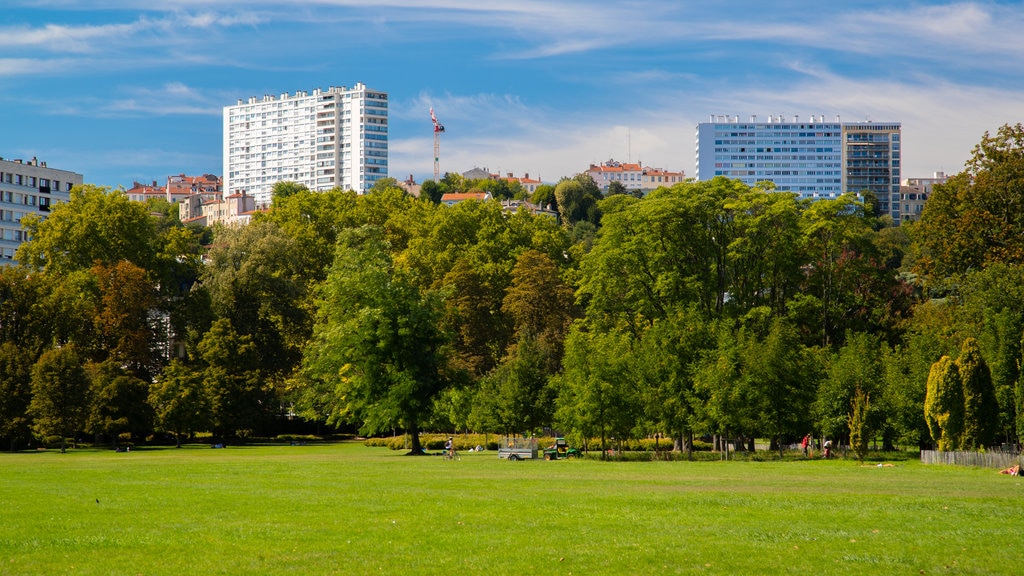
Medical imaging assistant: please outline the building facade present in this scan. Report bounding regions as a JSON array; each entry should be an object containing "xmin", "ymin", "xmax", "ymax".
[
  {"xmin": 586, "ymin": 160, "xmax": 686, "ymax": 193},
  {"xmin": 900, "ymin": 171, "xmax": 947, "ymax": 222},
  {"xmin": 696, "ymin": 115, "xmax": 901, "ymax": 219},
  {"xmin": 0, "ymin": 156, "xmax": 83, "ymax": 264},
  {"xmin": 223, "ymin": 83, "xmax": 388, "ymax": 207}
]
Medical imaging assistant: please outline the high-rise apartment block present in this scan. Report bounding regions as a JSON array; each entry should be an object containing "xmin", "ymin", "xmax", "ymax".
[
  {"xmin": 0, "ymin": 156, "xmax": 82, "ymax": 264},
  {"xmin": 696, "ymin": 115, "xmax": 902, "ymax": 219},
  {"xmin": 223, "ymin": 83, "xmax": 388, "ymax": 207}
]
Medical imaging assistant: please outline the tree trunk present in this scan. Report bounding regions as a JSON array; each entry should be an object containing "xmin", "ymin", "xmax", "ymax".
[{"xmin": 406, "ymin": 421, "xmax": 424, "ymax": 455}]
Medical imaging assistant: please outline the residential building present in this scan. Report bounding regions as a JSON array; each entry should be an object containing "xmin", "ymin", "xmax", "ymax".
[
  {"xmin": 126, "ymin": 181, "xmax": 166, "ymax": 204},
  {"xmin": 586, "ymin": 159, "xmax": 686, "ymax": 193},
  {"xmin": 223, "ymin": 83, "xmax": 388, "ymax": 207},
  {"xmin": 900, "ymin": 171, "xmax": 947, "ymax": 222},
  {"xmin": 166, "ymin": 173, "xmax": 222, "ymax": 203},
  {"xmin": 695, "ymin": 115, "xmax": 902, "ymax": 220},
  {"xmin": 0, "ymin": 156, "xmax": 82, "ymax": 264},
  {"xmin": 502, "ymin": 173, "xmax": 543, "ymax": 195},
  {"xmin": 179, "ymin": 191, "xmax": 257, "ymax": 227},
  {"xmin": 461, "ymin": 168, "xmax": 545, "ymax": 195}
]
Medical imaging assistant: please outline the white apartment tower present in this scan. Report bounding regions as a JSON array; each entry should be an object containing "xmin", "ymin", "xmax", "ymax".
[
  {"xmin": 223, "ymin": 83, "xmax": 388, "ymax": 207},
  {"xmin": 0, "ymin": 156, "xmax": 83, "ymax": 265}
]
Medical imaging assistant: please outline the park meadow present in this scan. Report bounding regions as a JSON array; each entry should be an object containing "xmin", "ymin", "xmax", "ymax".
[{"xmin": 1, "ymin": 442, "xmax": 1021, "ymax": 575}]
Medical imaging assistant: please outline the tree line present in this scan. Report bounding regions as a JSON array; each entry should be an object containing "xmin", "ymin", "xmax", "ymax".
[{"xmin": 2, "ymin": 124, "xmax": 1023, "ymax": 455}]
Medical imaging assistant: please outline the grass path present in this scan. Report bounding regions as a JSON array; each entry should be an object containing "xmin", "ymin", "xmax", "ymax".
[{"xmin": 1, "ymin": 443, "xmax": 1021, "ymax": 575}]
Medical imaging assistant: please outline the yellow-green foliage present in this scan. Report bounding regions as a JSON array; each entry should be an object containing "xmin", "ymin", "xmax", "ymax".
[
  {"xmin": 924, "ymin": 356, "xmax": 963, "ymax": 450},
  {"xmin": 957, "ymin": 338, "xmax": 999, "ymax": 450},
  {"xmin": 848, "ymin": 387, "xmax": 870, "ymax": 462}
]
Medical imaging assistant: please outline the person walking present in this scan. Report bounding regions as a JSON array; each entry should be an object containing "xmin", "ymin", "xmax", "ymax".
[{"xmin": 801, "ymin": 434, "xmax": 811, "ymax": 458}]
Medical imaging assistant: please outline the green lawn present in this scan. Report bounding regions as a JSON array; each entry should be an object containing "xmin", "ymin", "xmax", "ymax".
[{"xmin": 1, "ymin": 442, "xmax": 1021, "ymax": 575}]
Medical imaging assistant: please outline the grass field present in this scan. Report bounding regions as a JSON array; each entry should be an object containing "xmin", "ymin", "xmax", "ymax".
[{"xmin": 1, "ymin": 442, "xmax": 1021, "ymax": 575}]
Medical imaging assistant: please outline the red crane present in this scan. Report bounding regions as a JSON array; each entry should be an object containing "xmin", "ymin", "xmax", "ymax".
[{"xmin": 430, "ymin": 107, "xmax": 445, "ymax": 182}]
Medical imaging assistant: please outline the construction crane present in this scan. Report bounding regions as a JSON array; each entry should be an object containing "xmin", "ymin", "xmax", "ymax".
[{"xmin": 430, "ymin": 107, "xmax": 445, "ymax": 182}]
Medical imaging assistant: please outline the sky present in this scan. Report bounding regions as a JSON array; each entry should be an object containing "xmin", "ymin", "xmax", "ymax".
[{"xmin": 2, "ymin": 1, "xmax": 1023, "ymax": 190}]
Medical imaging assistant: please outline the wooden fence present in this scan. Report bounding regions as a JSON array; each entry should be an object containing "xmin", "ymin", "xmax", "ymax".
[{"xmin": 920, "ymin": 450, "xmax": 1021, "ymax": 469}]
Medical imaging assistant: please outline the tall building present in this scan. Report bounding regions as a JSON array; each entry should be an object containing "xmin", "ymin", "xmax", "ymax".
[
  {"xmin": 0, "ymin": 156, "xmax": 83, "ymax": 264},
  {"xmin": 696, "ymin": 115, "xmax": 902, "ymax": 219},
  {"xmin": 223, "ymin": 83, "xmax": 388, "ymax": 207}
]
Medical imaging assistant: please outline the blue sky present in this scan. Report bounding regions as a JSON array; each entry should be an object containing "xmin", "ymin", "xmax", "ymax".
[{"xmin": 3, "ymin": 1, "xmax": 1023, "ymax": 189}]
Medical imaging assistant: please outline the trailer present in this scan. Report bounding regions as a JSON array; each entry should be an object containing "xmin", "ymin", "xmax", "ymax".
[{"xmin": 498, "ymin": 436, "xmax": 538, "ymax": 461}]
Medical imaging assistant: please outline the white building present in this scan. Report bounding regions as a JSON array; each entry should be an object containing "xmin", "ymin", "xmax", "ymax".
[
  {"xmin": 696, "ymin": 115, "xmax": 902, "ymax": 220},
  {"xmin": 0, "ymin": 156, "xmax": 83, "ymax": 264},
  {"xmin": 586, "ymin": 160, "xmax": 686, "ymax": 193},
  {"xmin": 223, "ymin": 83, "xmax": 388, "ymax": 207}
]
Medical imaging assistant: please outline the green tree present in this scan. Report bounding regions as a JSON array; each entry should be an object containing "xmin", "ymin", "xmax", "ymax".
[
  {"xmin": 473, "ymin": 336, "xmax": 553, "ymax": 436},
  {"xmin": 201, "ymin": 221, "xmax": 307, "ymax": 379},
  {"xmin": 555, "ymin": 326, "xmax": 641, "ymax": 456},
  {"xmin": 554, "ymin": 174, "xmax": 602, "ymax": 226},
  {"xmin": 271, "ymin": 181, "xmax": 310, "ymax": 201},
  {"xmin": 957, "ymin": 337, "xmax": 999, "ymax": 449},
  {"xmin": 0, "ymin": 342, "xmax": 33, "ymax": 451},
  {"xmin": 17, "ymin": 185, "xmax": 157, "ymax": 274},
  {"xmin": 28, "ymin": 346, "xmax": 91, "ymax": 452},
  {"xmin": 740, "ymin": 317, "xmax": 816, "ymax": 457},
  {"xmin": 301, "ymin": 226, "xmax": 453, "ymax": 454},
  {"xmin": 924, "ymin": 356, "xmax": 963, "ymax": 450},
  {"xmin": 814, "ymin": 331, "xmax": 886, "ymax": 445},
  {"xmin": 149, "ymin": 359, "xmax": 210, "ymax": 448},
  {"xmin": 420, "ymin": 180, "xmax": 446, "ymax": 204},
  {"xmin": 198, "ymin": 318, "xmax": 270, "ymax": 438},
  {"xmin": 848, "ymin": 386, "xmax": 870, "ymax": 462},
  {"xmin": 914, "ymin": 123, "xmax": 1024, "ymax": 280},
  {"xmin": 87, "ymin": 360, "xmax": 153, "ymax": 448}
]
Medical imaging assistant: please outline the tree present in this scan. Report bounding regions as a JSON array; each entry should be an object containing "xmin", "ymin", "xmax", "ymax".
[
  {"xmin": 924, "ymin": 356, "xmax": 963, "ymax": 450},
  {"xmin": 149, "ymin": 359, "xmax": 210, "ymax": 448},
  {"xmin": 198, "ymin": 318, "xmax": 270, "ymax": 438},
  {"xmin": 300, "ymin": 226, "xmax": 453, "ymax": 454},
  {"xmin": 28, "ymin": 346, "xmax": 91, "ymax": 452},
  {"xmin": 201, "ymin": 221, "xmax": 308, "ymax": 379},
  {"xmin": 0, "ymin": 342, "xmax": 33, "ymax": 451},
  {"xmin": 473, "ymin": 336, "xmax": 553, "ymax": 436},
  {"xmin": 16, "ymin": 185, "xmax": 157, "ymax": 274},
  {"xmin": 554, "ymin": 174, "xmax": 602, "ymax": 226},
  {"xmin": 420, "ymin": 180, "xmax": 445, "ymax": 204},
  {"xmin": 502, "ymin": 249, "xmax": 575, "ymax": 373},
  {"xmin": 815, "ymin": 331, "xmax": 886, "ymax": 445},
  {"xmin": 957, "ymin": 338, "xmax": 999, "ymax": 449},
  {"xmin": 87, "ymin": 360, "xmax": 153, "ymax": 448},
  {"xmin": 91, "ymin": 261, "xmax": 157, "ymax": 376},
  {"xmin": 555, "ymin": 326, "xmax": 641, "ymax": 456},
  {"xmin": 740, "ymin": 317, "xmax": 815, "ymax": 457},
  {"xmin": 848, "ymin": 386, "xmax": 870, "ymax": 462},
  {"xmin": 606, "ymin": 180, "xmax": 629, "ymax": 197},
  {"xmin": 914, "ymin": 123, "xmax": 1024, "ymax": 280},
  {"xmin": 270, "ymin": 181, "xmax": 309, "ymax": 201}
]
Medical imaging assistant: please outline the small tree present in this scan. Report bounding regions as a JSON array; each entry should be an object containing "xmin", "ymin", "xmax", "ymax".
[
  {"xmin": 848, "ymin": 386, "xmax": 870, "ymax": 462},
  {"xmin": 28, "ymin": 346, "xmax": 91, "ymax": 453}
]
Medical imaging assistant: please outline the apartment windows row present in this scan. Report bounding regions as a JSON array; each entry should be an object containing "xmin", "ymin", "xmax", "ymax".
[{"xmin": 1, "ymin": 173, "xmax": 72, "ymax": 191}]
